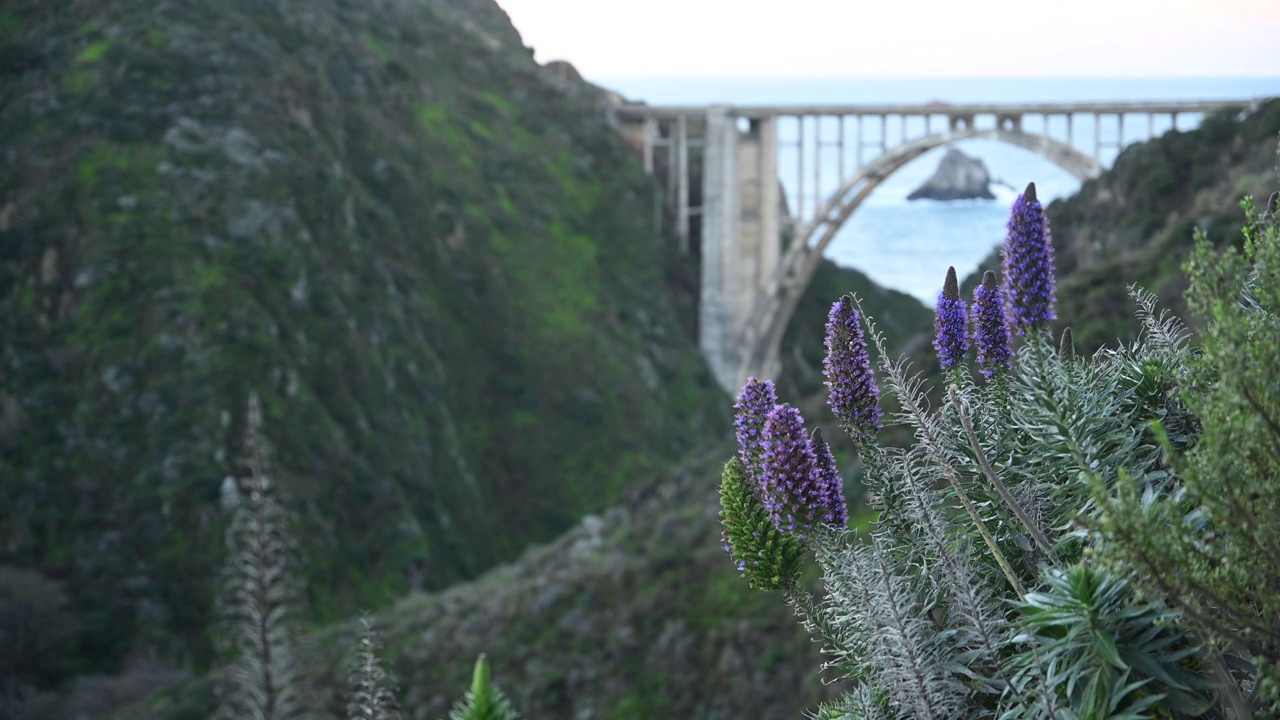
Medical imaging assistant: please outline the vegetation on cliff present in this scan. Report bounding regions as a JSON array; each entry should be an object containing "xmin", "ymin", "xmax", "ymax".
[{"xmin": 0, "ymin": 0, "xmax": 725, "ymax": 685}]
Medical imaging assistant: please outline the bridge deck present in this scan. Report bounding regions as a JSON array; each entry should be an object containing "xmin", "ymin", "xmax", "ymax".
[{"xmin": 614, "ymin": 99, "xmax": 1257, "ymax": 120}]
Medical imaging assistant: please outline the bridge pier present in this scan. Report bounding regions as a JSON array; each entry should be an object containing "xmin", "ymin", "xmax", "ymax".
[
  {"xmin": 700, "ymin": 108, "xmax": 783, "ymax": 392},
  {"xmin": 699, "ymin": 106, "xmax": 738, "ymax": 390}
]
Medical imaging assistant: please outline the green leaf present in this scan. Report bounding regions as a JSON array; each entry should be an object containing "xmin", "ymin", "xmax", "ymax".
[{"xmin": 1092, "ymin": 630, "xmax": 1127, "ymax": 670}]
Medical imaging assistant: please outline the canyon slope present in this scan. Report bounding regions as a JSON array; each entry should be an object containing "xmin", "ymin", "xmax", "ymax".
[{"xmin": 0, "ymin": 0, "xmax": 727, "ymax": 677}]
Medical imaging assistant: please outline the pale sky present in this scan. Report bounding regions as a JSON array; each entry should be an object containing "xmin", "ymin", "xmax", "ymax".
[{"xmin": 495, "ymin": 0, "xmax": 1280, "ymax": 79}]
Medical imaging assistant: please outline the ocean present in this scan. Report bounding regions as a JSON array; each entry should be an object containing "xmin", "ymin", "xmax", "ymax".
[{"xmin": 597, "ymin": 77, "xmax": 1280, "ymax": 303}]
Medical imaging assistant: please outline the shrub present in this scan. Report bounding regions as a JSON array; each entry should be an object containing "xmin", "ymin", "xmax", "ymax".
[
  {"xmin": 1093, "ymin": 198, "xmax": 1280, "ymax": 713},
  {"xmin": 720, "ymin": 184, "xmax": 1280, "ymax": 718},
  {"xmin": 213, "ymin": 393, "xmax": 312, "ymax": 720},
  {"xmin": 346, "ymin": 614, "xmax": 400, "ymax": 720}
]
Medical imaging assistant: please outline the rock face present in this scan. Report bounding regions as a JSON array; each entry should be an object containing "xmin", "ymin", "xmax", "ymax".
[{"xmin": 908, "ymin": 148, "xmax": 997, "ymax": 201}]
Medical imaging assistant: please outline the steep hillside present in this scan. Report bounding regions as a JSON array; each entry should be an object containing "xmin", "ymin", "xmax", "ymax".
[
  {"xmin": 0, "ymin": 0, "xmax": 726, "ymax": 677},
  {"xmin": 126, "ymin": 445, "xmax": 856, "ymax": 720},
  {"xmin": 962, "ymin": 99, "xmax": 1280, "ymax": 353}
]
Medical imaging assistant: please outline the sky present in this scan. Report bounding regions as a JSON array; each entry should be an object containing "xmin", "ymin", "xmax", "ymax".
[{"xmin": 494, "ymin": 0, "xmax": 1280, "ymax": 79}]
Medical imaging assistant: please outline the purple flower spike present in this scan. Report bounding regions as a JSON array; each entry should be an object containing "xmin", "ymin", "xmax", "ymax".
[
  {"xmin": 1001, "ymin": 182, "xmax": 1057, "ymax": 333},
  {"xmin": 760, "ymin": 405, "xmax": 826, "ymax": 535},
  {"xmin": 824, "ymin": 297, "xmax": 883, "ymax": 445},
  {"xmin": 973, "ymin": 271, "xmax": 1013, "ymax": 378},
  {"xmin": 933, "ymin": 266, "xmax": 969, "ymax": 370},
  {"xmin": 734, "ymin": 377, "xmax": 777, "ymax": 478},
  {"xmin": 809, "ymin": 429, "xmax": 848, "ymax": 529}
]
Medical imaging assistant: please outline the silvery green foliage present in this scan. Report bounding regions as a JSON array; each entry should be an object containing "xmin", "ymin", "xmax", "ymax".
[
  {"xmin": 1128, "ymin": 285, "xmax": 1192, "ymax": 360},
  {"xmin": 348, "ymin": 614, "xmax": 401, "ymax": 720},
  {"xmin": 999, "ymin": 565, "xmax": 1211, "ymax": 719},
  {"xmin": 861, "ymin": 536, "xmax": 968, "ymax": 719},
  {"xmin": 895, "ymin": 450, "xmax": 1010, "ymax": 697},
  {"xmin": 809, "ymin": 684, "xmax": 891, "ymax": 720},
  {"xmin": 815, "ymin": 529, "xmax": 967, "ymax": 720},
  {"xmin": 747, "ymin": 291, "xmax": 1232, "ymax": 718},
  {"xmin": 1003, "ymin": 332, "xmax": 1164, "ymax": 528},
  {"xmin": 214, "ymin": 393, "xmax": 312, "ymax": 720}
]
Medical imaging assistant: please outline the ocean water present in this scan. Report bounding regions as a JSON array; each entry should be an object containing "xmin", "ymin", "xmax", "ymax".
[{"xmin": 599, "ymin": 77, "xmax": 1280, "ymax": 303}]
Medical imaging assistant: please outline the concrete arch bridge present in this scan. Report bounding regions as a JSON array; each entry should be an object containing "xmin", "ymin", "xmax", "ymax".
[{"xmin": 613, "ymin": 100, "xmax": 1258, "ymax": 392}]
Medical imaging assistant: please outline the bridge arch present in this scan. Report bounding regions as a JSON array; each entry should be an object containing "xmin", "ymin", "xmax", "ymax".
[{"xmin": 736, "ymin": 128, "xmax": 1100, "ymax": 385}]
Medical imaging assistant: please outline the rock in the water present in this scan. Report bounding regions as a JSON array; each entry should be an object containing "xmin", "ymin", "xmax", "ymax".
[{"xmin": 908, "ymin": 148, "xmax": 996, "ymax": 201}]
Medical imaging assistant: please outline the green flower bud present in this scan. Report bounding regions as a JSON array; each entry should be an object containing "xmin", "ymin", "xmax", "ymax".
[{"xmin": 719, "ymin": 458, "xmax": 805, "ymax": 591}]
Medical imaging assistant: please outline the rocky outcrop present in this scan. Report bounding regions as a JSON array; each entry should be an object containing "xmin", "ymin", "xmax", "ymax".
[
  {"xmin": 542, "ymin": 59, "xmax": 583, "ymax": 83},
  {"xmin": 908, "ymin": 148, "xmax": 997, "ymax": 201}
]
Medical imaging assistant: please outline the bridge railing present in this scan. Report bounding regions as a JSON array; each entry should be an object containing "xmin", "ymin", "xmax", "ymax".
[{"xmin": 616, "ymin": 100, "xmax": 1255, "ymax": 234}]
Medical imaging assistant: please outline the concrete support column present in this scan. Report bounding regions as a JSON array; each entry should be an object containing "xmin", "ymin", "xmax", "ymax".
[
  {"xmin": 735, "ymin": 125, "xmax": 763, "ymax": 336},
  {"xmin": 641, "ymin": 117, "xmax": 657, "ymax": 175},
  {"xmin": 757, "ymin": 116, "xmax": 781, "ymax": 300},
  {"xmin": 700, "ymin": 105, "xmax": 741, "ymax": 391},
  {"xmin": 676, "ymin": 115, "xmax": 690, "ymax": 253},
  {"xmin": 699, "ymin": 112, "xmax": 783, "ymax": 391},
  {"xmin": 742, "ymin": 115, "xmax": 782, "ymax": 383}
]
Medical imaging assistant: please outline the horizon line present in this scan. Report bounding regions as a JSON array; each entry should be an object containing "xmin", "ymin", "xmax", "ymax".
[{"xmin": 592, "ymin": 74, "xmax": 1280, "ymax": 82}]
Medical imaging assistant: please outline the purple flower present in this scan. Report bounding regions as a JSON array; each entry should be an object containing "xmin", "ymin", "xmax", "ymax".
[
  {"xmin": 809, "ymin": 429, "xmax": 848, "ymax": 529},
  {"xmin": 824, "ymin": 297, "xmax": 883, "ymax": 445},
  {"xmin": 760, "ymin": 405, "xmax": 843, "ymax": 535},
  {"xmin": 973, "ymin": 271, "xmax": 1013, "ymax": 378},
  {"xmin": 1001, "ymin": 182, "xmax": 1057, "ymax": 333},
  {"xmin": 933, "ymin": 266, "xmax": 969, "ymax": 370},
  {"xmin": 734, "ymin": 377, "xmax": 777, "ymax": 478}
]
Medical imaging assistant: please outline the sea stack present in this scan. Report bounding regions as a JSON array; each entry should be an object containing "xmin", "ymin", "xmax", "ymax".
[{"xmin": 908, "ymin": 148, "xmax": 997, "ymax": 201}]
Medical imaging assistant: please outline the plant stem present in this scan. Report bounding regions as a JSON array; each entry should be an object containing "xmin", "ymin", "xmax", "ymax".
[{"xmin": 949, "ymin": 384, "xmax": 1062, "ymax": 568}]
